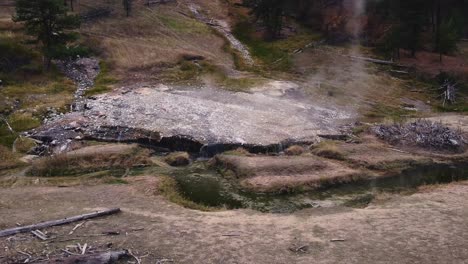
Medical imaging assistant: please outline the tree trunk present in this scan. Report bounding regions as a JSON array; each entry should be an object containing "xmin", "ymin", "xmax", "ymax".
[
  {"xmin": 43, "ymin": 56, "xmax": 51, "ymax": 71},
  {"xmin": 435, "ymin": 0, "xmax": 441, "ymax": 54},
  {"xmin": 0, "ymin": 208, "xmax": 121, "ymax": 237}
]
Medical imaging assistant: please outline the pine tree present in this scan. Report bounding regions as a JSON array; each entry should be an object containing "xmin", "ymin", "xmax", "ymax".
[
  {"xmin": 13, "ymin": 0, "xmax": 81, "ymax": 69},
  {"xmin": 123, "ymin": 0, "xmax": 132, "ymax": 17},
  {"xmin": 247, "ymin": 0, "xmax": 285, "ymax": 39},
  {"xmin": 437, "ymin": 18, "xmax": 459, "ymax": 62}
]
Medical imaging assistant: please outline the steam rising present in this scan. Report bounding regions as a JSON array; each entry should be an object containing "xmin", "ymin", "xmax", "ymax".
[{"xmin": 301, "ymin": 0, "xmax": 402, "ymax": 116}]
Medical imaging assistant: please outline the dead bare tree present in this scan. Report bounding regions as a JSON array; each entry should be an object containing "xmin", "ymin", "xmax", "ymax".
[
  {"xmin": 0, "ymin": 115, "xmax": 14, "ymax": 134},
  {"xmin": 439, "ymin": 79, "xmax": 457, "ymax": 106}
]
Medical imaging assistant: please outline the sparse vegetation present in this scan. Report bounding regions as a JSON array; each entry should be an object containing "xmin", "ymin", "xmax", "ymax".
[
  {"xmin": 164, "ymin": 152, "xmax": 191, "ymax": 167},
  {"xmin": 84, "ymin": 61, "xmax": 117, "ymax": 96},
  {"xmin": 13, "ymin": 137, "xmax": 36, "ymax": 154},
  {"xmin": 311, "ymin": 141, "xmax": 345, "ymax": 160},
  {"xmin": 1, "ymin": 1, "xmax": 468, "ymax": 262},
  {"xmin": 364, "ymin": 103, "xmax": 418, "ymax": 122},
  {"xmin": 222, "ymin": 147, "xmax": 252, "ymax": 156},
  {"xmin": 0, "ymin": 145, "xmax": 24, "ymax": 170},
  {"xmin": 81, "ymin": 5, "xmax": 230, "ymax": 72},
  {"xmin": 28, "ymin": 148, "xmax": 153, "ymax": 177},
  {"xmin": 104, "ymin": 178, "xmax": 129, "ymax": 185},
  {"xmin": 233, "ymin": 21, "xmax": 320, "ymax": 71},
  {"xmin": 8, "ymin": 113, "xmax": 41, "ymax": 132},
  {"xmin": 161, "ymin": 59, "xmax": 261, "ymax": 91},
  {"xmin": 0, "ymin": 18, "xmax": 77, "ymax": 149},
  {"xmin": 158, "ymin": 175, "xmax": 214, "ymax": 211},
  {"xmin": 284, "ymin": 145, "xmax": 305, "ymax": 156}
]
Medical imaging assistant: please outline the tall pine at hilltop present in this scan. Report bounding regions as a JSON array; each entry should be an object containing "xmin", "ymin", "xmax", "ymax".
[{"xmin": 13, "ymin": 0, "xmax": 81, "ymax": 69}]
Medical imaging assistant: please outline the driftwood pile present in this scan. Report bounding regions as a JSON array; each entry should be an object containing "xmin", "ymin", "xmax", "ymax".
[{"xmin": 373, "ymin": 120, "xmax": 466, "ymax": 152}]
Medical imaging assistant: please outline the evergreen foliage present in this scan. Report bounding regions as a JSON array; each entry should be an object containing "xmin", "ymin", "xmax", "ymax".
[{"xmin": 13, "ymin": 0, "xmax": 81, "ymax": 69}]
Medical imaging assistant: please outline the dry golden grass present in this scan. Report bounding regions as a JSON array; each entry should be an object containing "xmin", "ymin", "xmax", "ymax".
[
  {"xmin": 12, "ymin": 137, "xmax": 36, "ymax": 154},
  {"xmin": 311, "ymin": 141, "xmax": 345, "ymax": 160},
  {"xmin": 0, "ymin": 145, "xmax": 23, "ymax": 170},
  {"xmin": 284, "ymin": 145, "xmax": 306, "ymax": 156},
  {"xmin": 79, "ymin": 2, "xmax": 234, "ymax": 74},
  {"xmin": 164, "ymin": 152, "xmax": 191, "ymax": 167},
  {"xmin": 28, "ymin": 147, "xmax": 153, "ymax": 177}
]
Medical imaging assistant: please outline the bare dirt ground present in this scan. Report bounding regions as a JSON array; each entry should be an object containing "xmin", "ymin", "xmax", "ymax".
[{"xmin": 1, "ymin": 177, "xmax": 468, "ymax": 263}]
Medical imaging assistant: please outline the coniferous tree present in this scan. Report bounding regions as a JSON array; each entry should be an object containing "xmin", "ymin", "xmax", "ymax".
[
  {"xmin": 246, "ymin": 0, "xmax": 287, "ymax": 39},
  {"xmin": 123, "ymin": 0, "xmax": 132, "ymax": 17},
  {"xmin": 437, "ymin": 18, "xmax": 459, "ymax": 62},
  {"xmin": 13, "ymin": 0, "xmax": 81, "ymax": 69},
  {"xmin": 398, "ymin": 0, "xmax": 427, "ymax": 57}
]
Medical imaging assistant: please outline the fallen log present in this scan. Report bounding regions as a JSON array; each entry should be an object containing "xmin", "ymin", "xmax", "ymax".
[
  {"xmin": 390, "ymin": 70, "xmax": 409, "ymax": 74},
  {"xmin": 348, "ymin": 55, "xmax": 396, "ymax": 65},
  {"xmin": 38, "ymin": 250, "xmax": 128, "ymax": 264},
  {"xmin": 0, "ymin": 208, "xmax": 121, "ymax": 237}
]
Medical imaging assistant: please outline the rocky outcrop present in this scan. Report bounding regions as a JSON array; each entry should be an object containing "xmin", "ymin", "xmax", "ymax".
[
  {"xmin": 56, "ymin": 57, "xmax": 100, "ymax": 112},
  {"xmin": 29, "ymin": 81, "xmax": 354, "ymax": 155}
]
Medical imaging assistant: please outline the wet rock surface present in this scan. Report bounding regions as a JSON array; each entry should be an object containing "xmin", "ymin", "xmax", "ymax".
[{"xmin": 56, "ymin": 57, "xmax": 100, "ymax": 111}]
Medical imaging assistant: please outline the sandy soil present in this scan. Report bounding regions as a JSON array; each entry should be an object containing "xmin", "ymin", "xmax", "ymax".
[{"xmin": 1, "ymin": 177, "xmax": 468, "ymax": 263}]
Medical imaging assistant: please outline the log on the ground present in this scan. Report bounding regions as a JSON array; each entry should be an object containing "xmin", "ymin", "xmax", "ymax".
[
  {"xmin": 38, "ymin": 250, "xmax": 128, "ymax": 264},
  {"xmin": 0, "ymin": 208, "xmax": 121, "ymax": 237},
  {"xmin": 348, "ymin": 55, "xmax": 397, "ymax": 66}
]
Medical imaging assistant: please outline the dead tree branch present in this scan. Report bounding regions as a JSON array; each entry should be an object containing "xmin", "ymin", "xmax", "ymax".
[{"xmin": 0, "ymin": 208, "xmax": 121, "ymax": 237}]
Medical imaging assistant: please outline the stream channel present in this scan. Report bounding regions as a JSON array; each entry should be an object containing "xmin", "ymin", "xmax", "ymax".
[{"xmin": 172, "ymin": 162, "xmax": 468, "ymax": 213}]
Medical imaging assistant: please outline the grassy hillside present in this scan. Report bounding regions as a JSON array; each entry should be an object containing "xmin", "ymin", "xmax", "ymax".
[
  {"xmin": 77, "ymin": 0, "xmax": 236, "ymax": 82},
  {"xmin": 0, "ymin": 10, "xmax": 76, "ymax": 149}
]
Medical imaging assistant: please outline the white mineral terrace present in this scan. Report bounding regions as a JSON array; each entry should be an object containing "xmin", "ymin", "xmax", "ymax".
[{"xmin": 82, "ymin": 83, "xmax": 355, "ymax": 145}]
